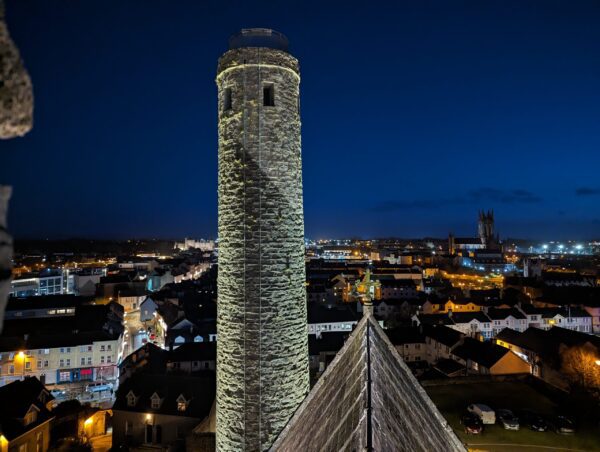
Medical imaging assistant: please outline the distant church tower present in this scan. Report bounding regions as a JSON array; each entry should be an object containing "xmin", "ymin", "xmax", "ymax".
[
  {"xmin": 478, "ymin": 209, "xmax": 495, "ymax": 247},
  {"xmin": 216, "ymin": 29, "xmax": 309, "ymax": 451}
]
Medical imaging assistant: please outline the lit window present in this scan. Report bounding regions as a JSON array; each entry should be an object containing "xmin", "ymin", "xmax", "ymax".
[
  {"xmin": 151, "ymin": 394, "xmax": 161, "ymax": 409},
  {"xmin": 24, "ymin": 407, "xmax": 38, "ymax": 426},
  {"xmin": 127, "ymin": 392, "xmax": 136, "ymax": 407},
  {"xmin": 176, "ymin": 395, "xmax": 187, "ymax": 412}
]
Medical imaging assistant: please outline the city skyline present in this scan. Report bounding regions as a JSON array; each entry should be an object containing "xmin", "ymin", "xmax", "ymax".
[{"xmin": 2, "ymin": 0, "xmax": 600, "ymax": 240}]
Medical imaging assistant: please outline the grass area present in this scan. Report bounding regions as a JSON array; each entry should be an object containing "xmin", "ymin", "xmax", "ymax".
[{"xmin": 426, "ymin": 381, "xmax": 600, "ymax": 451}]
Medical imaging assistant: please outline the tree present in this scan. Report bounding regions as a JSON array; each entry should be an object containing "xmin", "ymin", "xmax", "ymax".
[{"xmin": 560, "ymin": 342, "xmax": 600, "ymax": 389}]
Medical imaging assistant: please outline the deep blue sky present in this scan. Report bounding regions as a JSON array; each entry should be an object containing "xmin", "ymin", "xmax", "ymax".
[{"xmin": 2, "ymin": 0, "xmax": 600, "ymax": 240}]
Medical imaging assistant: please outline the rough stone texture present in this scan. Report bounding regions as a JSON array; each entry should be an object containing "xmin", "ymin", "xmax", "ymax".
[
  {"xmin": 0, "ymin": 0, "xmax": 33, "ymax": 138},
  {"xmin": 0, "ymin": 186, "xmax": 11, "ymax": 334},
  {"xmin": 270, "ymin": 315, "xmax": 467, "ymax": 452},
  {"xmin": 216, "ymin": 45, "xmax": 309, "ymax": 452}
]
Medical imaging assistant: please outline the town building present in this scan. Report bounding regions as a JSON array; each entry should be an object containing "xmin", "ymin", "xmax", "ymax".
[
  {"xmin": 0, "ymin": 377, "xmax": 54, "ymax": 452},
  {"xmin": 450, "ymin": 337, "xmax": 530, "ymax": 375},
  {"xmin": 0, "ymin": 298, "xmax": 123, "ymax": 388},
  {"xmin": 112, "ymin": 372, "xmax": 215, "ymax": 449}
]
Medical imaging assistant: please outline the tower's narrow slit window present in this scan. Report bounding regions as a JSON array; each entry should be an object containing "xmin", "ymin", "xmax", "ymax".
[
  {"xmin": 223, "ymin": 88, "xmax": 232, "ymax": 111},
  {"xmin": 263, "ymin": 84, "xmax": 275, "ymax": 106}
]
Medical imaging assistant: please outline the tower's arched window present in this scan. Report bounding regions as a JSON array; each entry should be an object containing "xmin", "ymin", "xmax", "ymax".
[
  {"xmin": 223, "ymin": 88, "xmax": 232, "ymax": 111},
  {"xmin": 263, "ymin": 84, "xmax": 274, "ymax": 106}
]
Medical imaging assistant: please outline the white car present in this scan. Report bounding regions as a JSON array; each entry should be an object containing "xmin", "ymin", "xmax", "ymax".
[{"xmin": 467, "ymin": 404, "xmax": 496, "ymax": 424}]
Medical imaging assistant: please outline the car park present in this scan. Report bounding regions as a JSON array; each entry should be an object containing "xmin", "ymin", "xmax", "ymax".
[
  {"xmin": 552, "ymin": 415, "xmax": 576, "ymax": 435},
  {"xmin": 518, "ymin": 410, "xmax": 548, "ymax": 432},
  {"xmin": 467, "ymin": 404, "xmax": 496, "ymax": 424},
  {"xmin": 460, "ymin": 412, "xmax": 483, "ymax": 435},
  {"xmin": 496, "ymin": 409, "xmax": 519, "ymax": 430}
]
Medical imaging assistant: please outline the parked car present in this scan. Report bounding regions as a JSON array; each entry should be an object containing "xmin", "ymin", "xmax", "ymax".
[
  {"xmin": 85, "ymin": 382, "xmax": 113, "ymax": 393},
  {"xmin": 467, "ymin": 404, "xmax": 496, "ymax": 424},
  {"xmin": 518, "ymin": 410, "xmax": 548, "ymax": 432},
  {"xmin": 460, "ymin": 412, "xmax": 483, "ymax": 435},
  {"xmin": 497, "ymin": 409, "xmax": 519, "ymax": 430},
  {"xmin": 50, "ymin": 389, "xmax": 66, "ymax": 397},
  {"xmin": 552, "ymin": 415, "xmax": 576, "ymax": 435}
]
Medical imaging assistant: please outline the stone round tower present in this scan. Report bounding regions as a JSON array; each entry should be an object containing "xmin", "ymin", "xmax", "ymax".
[{"xmin": 216, "ymin": 29, "xmax": 309, "ymax": 451}]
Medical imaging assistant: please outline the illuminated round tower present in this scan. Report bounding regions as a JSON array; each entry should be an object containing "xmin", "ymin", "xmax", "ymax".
[{"xmin": 216, "ymin": 29, "xmax": 309, "ymax": 451}]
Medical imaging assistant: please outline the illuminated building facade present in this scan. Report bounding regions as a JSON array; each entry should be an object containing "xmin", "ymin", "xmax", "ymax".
[{"xmin": 216, "ymin": 29, "xmax": 308, "ymax": 451}]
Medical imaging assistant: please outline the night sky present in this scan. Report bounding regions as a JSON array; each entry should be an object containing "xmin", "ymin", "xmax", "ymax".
[{"xmin": 2, "ymin": 0, "xmax": 600, "ymax": 240}]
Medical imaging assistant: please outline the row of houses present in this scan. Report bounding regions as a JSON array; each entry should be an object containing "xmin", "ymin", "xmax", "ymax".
[
  {"xmin": 0, "ymin": 296, "xmax": 124, "ymax": 388},
  {"xmin": 414, "ymin": 304, "xmax": 593, "ymax": 340}
]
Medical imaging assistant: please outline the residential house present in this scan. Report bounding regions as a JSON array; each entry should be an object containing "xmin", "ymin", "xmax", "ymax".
[
  {"xmin": 0, "ymin": 377, "xmax": 54, "ymax": 452},
  {"xmin": 422, "ymin": 324, "xmax": 464, "ymax": 363},
  {"xmin": 385, "ymin": 327, "xmax": 426, "ymax": 363},
  {"xmin": 112, "ymin": 373, "xmax": 215, "ymax": 450},
  {"xmin": 451, "ymin": 337, "xmax": 530, "ymax": 375},
  {"xmin": 167, "ymin": 342, "xmax": 216, "ymax": 373},
  {"xmin": 307, "ymin": 304, "xmax": 359, "ymax": 336}
]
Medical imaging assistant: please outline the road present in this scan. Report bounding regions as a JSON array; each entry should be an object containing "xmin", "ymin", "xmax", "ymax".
[{"xmin": 90, "ymin": 433, "xmax": 112, "ymax": 452}]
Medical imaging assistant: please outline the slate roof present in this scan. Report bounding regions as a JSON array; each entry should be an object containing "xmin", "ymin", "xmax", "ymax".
[
  {"xmin": 434, "ymin": 358, "xmax": 467, "ymax": 377},
  {"xmin": 308, "ymin": 332, "xmax": 349, "ymax": 355},
  {"xmin": 422, "ymin": 324, "xmax": 463, "ymax": 348},
  {"xmin": 486, "ymin": 307, "xmax": 526, "ymax": 320},
  {"xmin": 450, "ymin": 312, "xmax": 490, "ymax": 324},
  {"xmin": 270, "ymin": 314, "xmax": 466, "ymax": 452},
  {"xmin": 451, "ymin": 337, "xmax": 511, "ymax": 369},
  {"xmin": 384, "ymin": 326, "xmax": 426, "ymax": 345},
  {"xmin": 0, "ymin": 377, "xmax": 54, "ymax": 440},
  {"xmin": 168, "ymin": 341, "xmax": 216, "ymax": 362},
  {"xmin": 113, "ymin": 372, "xmax": 215, "ymax": 419},
  {"xmin": 307, "ymin": 304, "xmax": 359, "ymax": 324}
]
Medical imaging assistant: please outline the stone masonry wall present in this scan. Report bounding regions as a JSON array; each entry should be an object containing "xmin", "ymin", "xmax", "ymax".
[
  {"xmin": 216, "ymin": 47, "xmax": 309, "ymax": 451},
  {"xmin": 0, "ymin": 0, "xmax": 33, "ymax": 332}
]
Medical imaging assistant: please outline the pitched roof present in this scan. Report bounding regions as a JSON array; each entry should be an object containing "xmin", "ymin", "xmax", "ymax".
[
  {"xmin": 307, "ymin": 304, "xmax": 359, "ymax": 324},
  {"xmin": 308, "ymin": 332, "xmax": 349, "ymax": 355},
  {"xmin": 452, "ymin": 337, "xmax": 511, "ymax": 369},
  {"xmin": 384, "ymin": 326, "xmax": 426, "ymax": 345},
  {"xmin": 450, "ymin": 312, "xmax": 490, "ymax": 324},
  {"xmin": 434, "ymin": 358, "xmax": 467, "ymax": 377},
  {"xmin": 486, "ymin": 307, "xmax": 526, "ymax": 320},
  {"xmin": 113, "ymin": 372, "xmax": 215, "ymax": 419},
  {"xmin": 423, "ymin": 324, "xmax": 463, "ymax": 348},
  {"xmin": 168, "ymin": 341, "xmax": 216, "ymax": 362},
  {"xmin": 271, "ymin": 315, "xmax": 465, "ymax": 451},
  {"xmin": 0, "ymin": 377, "xmax": 54, "ymax": 440}
]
